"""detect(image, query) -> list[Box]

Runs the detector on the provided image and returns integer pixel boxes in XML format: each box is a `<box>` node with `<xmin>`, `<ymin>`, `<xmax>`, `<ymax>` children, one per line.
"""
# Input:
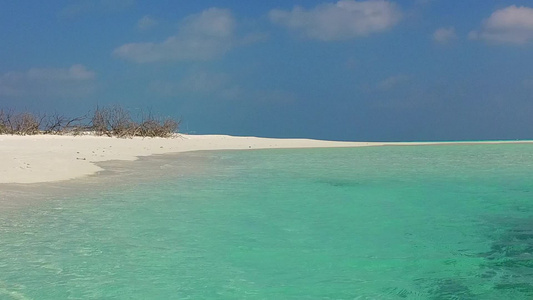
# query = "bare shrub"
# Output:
<box><xmin>0</xmin><ymin>109</ymin><xmax>16</xmax><ymax>134</ymax></box>
<box><xmin>108</xmin><ymin>105</ymin><xmax>138</xmax><ymax>137</ymax></box>
<box><xmin>160</xmin><ymin>119</ymin><xmax>179</xmax><ymax>137</ymax></box>
<box><xmin>43</xmin><ymin>113</ymin><xmax>87</xmax><ymax>135</ymax></box>
<box><xmin>0</xmin><ymin>110</ymin><xmax>42</xmax><ymax>135</ymax></box>
<box><xmin>43</xmin><ymin>113</ymin><xmax>65</xmax><ymax>134</ymax></box>
<box><xmin>0</xmin><ymin>109</ymin><xmax>8</xmax><ymax>134</ymax></box>
<box><xmin>92</xmin><ymin>106</ymin><xmax>180</xmax><ymax>138</ymax></box>
<box><xmin>62</xmin><ymin>115</ymin><xmax>87</xmax><ymax>134</ymax></box>
<box><xmin>0</xmin><ymin>105</ymin><xmax>180</xmax><ymax>138</ymax></box>
<box><xmin>90</xmin><ymin>105</ymin><xmax>140</xmax><ymax>137</ymax></box>
<box><xmin>139</xmin><ymin>116</ymin><xmax>179</xmax><ymax>138</ymax></box>
<box><xmin>91</xmin><ymin>106</ymin><xmax>110</xmax><ymax>136</ymax></box>
<box><xmin>20</xmin><ymin>113</ymin><xmax>39</xmax><ymax>135</ymax></box>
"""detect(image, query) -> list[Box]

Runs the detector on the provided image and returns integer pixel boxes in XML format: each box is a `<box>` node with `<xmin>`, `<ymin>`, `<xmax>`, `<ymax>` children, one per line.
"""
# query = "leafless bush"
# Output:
<box><xmin>14</xmin><ymin>113</ymin><xmax>41</xmax><ymax>135</ymax></box>
<box><xmin>161</xmin><ymin>119</ymin><xmax>179</xmax><ymax>137</ymax></box>
<box><xmin>139</xmin><ymin>118</ymin><xmax>179</xmax><ymax>138</ymax></box>
<box><xmin>0</xmin><ymin>110</ymin><xmax>41</xmax><ymax>135</ymax></box>
<box><xmin>43</xmin><ymin>112</ymin><xmax>87</xmax><ymax>135</ymax></box>
<box><xmin>91</xmin><ymin>106</ymin><xmax>110</xmax><ymax>136</ymax></box>
<box><xmin>108</xmin><ymin>105</ymin><xmax>138</xmax><ymax>137</ymax></box>
<box><xmin>136</xmin><ymin>110</ymin><xmax>179</xmax><ymax>138</ymax></box>
<box><xmin>89</xmin><ymin>106</ymin><xmax>180</xmax><ymax>138</ymax></box>
<box><xmin>0</xmin><ymin>109</ymin><xmax>8</xmax><ymax>134</ymax></box>
<box><xmin>0</xmin><ymin>105</ymin><xmax>180</xmax><ymax>138</ymax></box>
<box><xmin>90</xmin><ymin>105</ymin><xmax>138</xmax><ymax>137</ymax></box>
<box><xmin>0</xmin><ymin>109</ymin><xmax>16</xmax><ymax>134</ymax></box>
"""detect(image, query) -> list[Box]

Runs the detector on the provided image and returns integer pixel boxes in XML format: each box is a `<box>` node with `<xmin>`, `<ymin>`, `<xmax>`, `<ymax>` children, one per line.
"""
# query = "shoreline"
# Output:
<box><xmin>0</xmin><ymin>134</ymin><xmax>380</xmax><ymax>185</ymax></box>
<box><xmin>0</xmin><ymin>151</ymin><xmax>220</xmax><ymax>209</ymax></box>
<box><xmin>1</xmin><ymin>133</ymin><xmax>533</xmax><ymax>185</ymax></box>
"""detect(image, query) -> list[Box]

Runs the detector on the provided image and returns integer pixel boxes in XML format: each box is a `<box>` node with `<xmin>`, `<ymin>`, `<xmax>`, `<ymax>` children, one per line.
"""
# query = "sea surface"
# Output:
<box><xmin>0</xmin><ymin>144</ymin><xmax>532</xmax><ymax>299</ymax></box>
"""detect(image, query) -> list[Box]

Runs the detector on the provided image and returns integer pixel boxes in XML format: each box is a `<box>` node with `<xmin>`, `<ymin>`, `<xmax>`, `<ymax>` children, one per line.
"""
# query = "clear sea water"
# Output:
<box><xmin>1</xmin><ymin>144</ymin><xmax>532</xmax><ymax>299</ymax></box>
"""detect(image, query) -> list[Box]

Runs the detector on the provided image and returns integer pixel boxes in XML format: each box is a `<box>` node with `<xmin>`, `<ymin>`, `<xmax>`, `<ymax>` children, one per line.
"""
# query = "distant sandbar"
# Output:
<box><xmin>1</xmin><ymin>134</ymin><xmax>532</xmax><ymax>184</ymax></box>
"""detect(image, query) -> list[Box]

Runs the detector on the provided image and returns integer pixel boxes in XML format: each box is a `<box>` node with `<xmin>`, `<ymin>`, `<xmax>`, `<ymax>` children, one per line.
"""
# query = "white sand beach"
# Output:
<box><xmin>1</xmin><ymin>134</ymin><xmax>532</xmax><ymax>184</ymax></box>
<box><xmin>0</xmin><ymin>134</ymin><xmax>382</xmax><ymax>184</ymax></box>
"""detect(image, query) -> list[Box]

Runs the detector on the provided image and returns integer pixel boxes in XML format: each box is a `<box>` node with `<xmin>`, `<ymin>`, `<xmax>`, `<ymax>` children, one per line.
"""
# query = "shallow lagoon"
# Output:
<box><xmin>1</xmin><ymin>144</ymin><xmax>532</xmax><ymax>299</ymax></box>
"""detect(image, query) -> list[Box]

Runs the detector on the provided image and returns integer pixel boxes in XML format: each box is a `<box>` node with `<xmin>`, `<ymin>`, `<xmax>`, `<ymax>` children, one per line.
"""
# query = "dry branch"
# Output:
<box><xmin>0</xmin><ymin>105</ymin><xmax>179</xmax><ymax>138</ymax></box>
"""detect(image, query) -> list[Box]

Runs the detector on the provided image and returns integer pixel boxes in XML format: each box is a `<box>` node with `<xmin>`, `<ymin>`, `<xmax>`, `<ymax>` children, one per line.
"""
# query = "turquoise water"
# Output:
<box><xmin>1</xmin><ymin>144</ymin><xmax>532</xmax><ymax>299</ymax></box>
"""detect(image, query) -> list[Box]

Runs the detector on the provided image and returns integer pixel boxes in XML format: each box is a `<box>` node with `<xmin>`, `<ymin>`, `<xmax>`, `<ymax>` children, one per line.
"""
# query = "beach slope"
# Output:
<box><xmin>0</xmin><ymin>134</ymin><xmax>378</xmax><ymax>184</ymax></box>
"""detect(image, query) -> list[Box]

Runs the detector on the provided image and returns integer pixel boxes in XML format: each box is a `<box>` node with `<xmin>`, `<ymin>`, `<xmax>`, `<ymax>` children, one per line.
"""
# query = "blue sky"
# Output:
<box><xmin>1</xmin><ymin>0</ymin><xmax>532</xmax><ymax>141</ymax></box>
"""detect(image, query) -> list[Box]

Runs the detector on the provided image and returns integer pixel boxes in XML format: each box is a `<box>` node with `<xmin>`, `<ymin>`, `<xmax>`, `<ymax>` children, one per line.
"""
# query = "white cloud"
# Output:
<box><xmin>114</xmin><ymin>8</ymin><xmax>237</xmax><ymax>63</ymax></box>
<box><xmin>0</xmin><ymin>65</ymin><xmax>96</xmax><ymax>98</ymax></box>
<box><xmin>433</xmin><ymin>27</ymin><xmax>457</xmax><ymax>44</ymax></box>
<box><xmin>269</xmin><ymin>0</ymin><xmax>402</xmax><ymax>41</ymax></box>
<box><xmin>469</xmin><ymin>5</ymin><xmax>533</xmax><ymax>44</ymax></box>
<box><xmin>137</xmin><ymin>15</ymin><xmax>158</xmax><ymax>30</ymax></box>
